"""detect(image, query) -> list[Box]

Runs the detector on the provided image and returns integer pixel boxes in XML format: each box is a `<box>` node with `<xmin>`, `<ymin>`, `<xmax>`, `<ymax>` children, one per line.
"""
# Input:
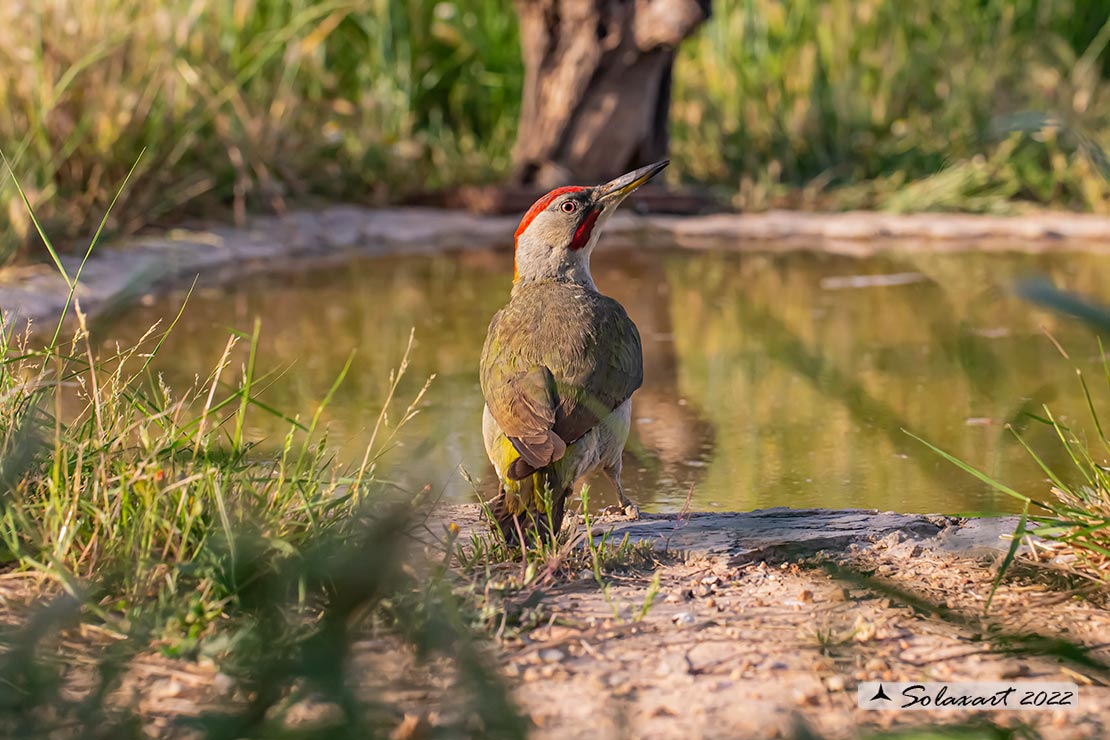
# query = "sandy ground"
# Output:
<box><xmin>370</xmin><ymin>507</ymin><xmax>1110</xmax><ymax>739</ymax></box>
<box><xmin>468</xmin><ymin>538</ymin><xmax>1110</xmax><ymax>739</ymax></box>
<box><xmin>2</xmin><ymin>507</ymin><xmax>1108</xmax><ymax>739</ymax></box>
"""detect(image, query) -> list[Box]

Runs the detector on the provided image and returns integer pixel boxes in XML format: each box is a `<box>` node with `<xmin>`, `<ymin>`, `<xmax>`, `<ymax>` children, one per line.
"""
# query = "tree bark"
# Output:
<box><xmin>511</xmin><ymin>0</ymin><xmax>710</xmax><ymax>187</ymax></box>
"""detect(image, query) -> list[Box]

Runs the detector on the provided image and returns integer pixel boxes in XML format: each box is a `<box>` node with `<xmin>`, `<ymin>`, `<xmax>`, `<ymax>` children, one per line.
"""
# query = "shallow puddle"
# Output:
<box><xmin>96</xmin><ymin>245</ymin><xmax>1110</xmax><ymax>515</ymax></box>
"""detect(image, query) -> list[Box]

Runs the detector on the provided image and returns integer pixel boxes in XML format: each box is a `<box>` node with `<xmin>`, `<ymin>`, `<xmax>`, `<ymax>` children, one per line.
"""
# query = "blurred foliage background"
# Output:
<box><xmin>2</xmin><ymin>0</ymin><xmax>1110</xmax><ymax>264</ymax></box>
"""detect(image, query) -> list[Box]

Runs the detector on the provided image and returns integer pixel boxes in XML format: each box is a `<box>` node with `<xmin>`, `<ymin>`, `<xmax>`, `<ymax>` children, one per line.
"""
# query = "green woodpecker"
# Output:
<box><xmin>480</xmin><ymin>160</ymin><xmax>668</xmax><ymax>541</ymax></box>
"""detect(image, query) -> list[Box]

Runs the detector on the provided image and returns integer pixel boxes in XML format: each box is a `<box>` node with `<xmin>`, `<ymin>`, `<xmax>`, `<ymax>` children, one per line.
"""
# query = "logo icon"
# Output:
<box><xmin>870</xmin><ymin>684</ymin><xmax>892</xmax><ymax>702</ymax></box>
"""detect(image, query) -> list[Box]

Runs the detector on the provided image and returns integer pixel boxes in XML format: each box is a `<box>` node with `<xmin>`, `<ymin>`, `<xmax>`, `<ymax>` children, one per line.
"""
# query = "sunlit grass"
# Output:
<box><xmin>0</xmin><ymin>0</ymin><xmax>520</xmax><ymax>262</ymax></box>
<box><xmin>3</xmin><ymin>1</ymin><xmax>1110</xmax><ymax>264</ymax></box>
<box><xmin>670</xmin><ymin>0</ymin><xmax>1110</xmax><ymax>213</ymax></box>
<box><xmin>0</xmin><ymin>298</ymin><xmax>435</xmax><ymax>625</ymax></box>
<box><xmin>0</xmin><ymin>260</ymin><xmax>525</xmax><ymax>735</ymax></box>
<box><xmin>0</xmin><ymin>173</ymin><xmax>525</xmax><ymax>735</ymax></box>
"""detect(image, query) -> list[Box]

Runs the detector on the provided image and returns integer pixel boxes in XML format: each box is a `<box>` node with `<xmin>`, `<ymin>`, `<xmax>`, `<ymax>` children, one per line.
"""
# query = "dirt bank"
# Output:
<box><xmin>7</xmin><ymin>206</ymin><xmax>1110</xmax><ymax>331</ymax></box>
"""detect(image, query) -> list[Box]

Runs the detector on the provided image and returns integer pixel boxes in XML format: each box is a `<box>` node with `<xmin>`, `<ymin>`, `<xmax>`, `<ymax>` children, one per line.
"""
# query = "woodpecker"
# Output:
<box><xmin>480</xmin><ymin>160</ymin><xmax>668</xmax><ymax>541</ymax></box>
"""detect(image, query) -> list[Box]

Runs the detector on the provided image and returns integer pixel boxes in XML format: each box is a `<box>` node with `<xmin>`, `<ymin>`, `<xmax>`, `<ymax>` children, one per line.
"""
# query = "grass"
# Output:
<box><xmin>672</xmin><ymin>0</ymin><xmax>1110</xmax><ymax>213</ymax></box>
<box><xmin>452</xmin><ymin>480</ymin><xmax>661</xmax><ymax>632</ymax></box>
<box><xmin>0</xmin><ymin>305</ymin><xmax>413</xmax><ymax>621</ymax></box>
<box><xmin>0</xmin><ymin>0</ymin><xmax>520</xmax><ymax>263</ymax></box>
<box><xmin>3</xmin><ymin>0</ymin><xmax>1110</xmax><ymax>263</ymax></box>
<box><xmin>0</xmin><ymin>170</ymin><xmax>535</xmax><ymax>733</ymax></box>
<box><xmin>909</xmin><ymin>335</ymin><xmax>1110</xmax><ymax>591</ymax></box>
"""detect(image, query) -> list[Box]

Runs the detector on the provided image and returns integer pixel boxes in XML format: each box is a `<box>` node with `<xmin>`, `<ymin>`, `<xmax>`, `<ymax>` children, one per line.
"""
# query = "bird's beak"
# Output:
<box><xmin>596</xmin><ymin>160</ymin><xmax>669</xmax><ymax>207</ymax></box>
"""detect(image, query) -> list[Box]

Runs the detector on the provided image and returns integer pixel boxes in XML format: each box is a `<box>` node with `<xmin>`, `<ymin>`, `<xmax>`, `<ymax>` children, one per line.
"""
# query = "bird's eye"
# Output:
<box><xmin>560</xmin><ymin>201</ymin><xmax>577</xmax><ymax>214</ymax></box>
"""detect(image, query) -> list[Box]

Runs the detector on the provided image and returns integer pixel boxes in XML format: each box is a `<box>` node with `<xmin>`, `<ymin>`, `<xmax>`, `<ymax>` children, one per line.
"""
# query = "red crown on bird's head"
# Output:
<box><xmin>514</xmin><ymin>186</ymin><xmax>587</xmax><ymax>243</ymax></box>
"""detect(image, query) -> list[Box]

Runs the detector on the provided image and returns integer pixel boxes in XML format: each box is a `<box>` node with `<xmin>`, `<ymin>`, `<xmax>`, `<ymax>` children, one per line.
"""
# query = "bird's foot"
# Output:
<box><xmin>600</xmin><ymin>498</ymin><xmax>640</xmax><ymax>520</ymax></box>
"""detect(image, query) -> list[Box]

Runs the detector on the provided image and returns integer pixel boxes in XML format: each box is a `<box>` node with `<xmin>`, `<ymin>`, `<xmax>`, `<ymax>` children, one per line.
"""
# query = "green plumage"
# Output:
<box><xmin>481</xmin><ymin>280</ymin><xmax>643</xmax><ymax>477</ymax></box>
<box><xmin>480</xmin><ymin>160</ymin><xmax>665</xmax><ymax>541</ymax></box>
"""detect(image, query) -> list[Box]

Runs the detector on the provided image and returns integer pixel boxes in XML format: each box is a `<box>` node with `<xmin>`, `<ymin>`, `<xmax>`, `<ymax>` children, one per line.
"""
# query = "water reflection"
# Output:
<box><xmin>95</xmin><ymin>246</ymin><xmax>1110</xmax><ymax>515</ymax></box>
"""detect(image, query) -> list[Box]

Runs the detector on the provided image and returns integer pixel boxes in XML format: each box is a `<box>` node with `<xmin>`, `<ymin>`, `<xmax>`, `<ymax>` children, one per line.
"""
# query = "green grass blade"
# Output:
<box><xmin>0</xmin><ymin>150</ymin><xmax>70</xmax><ymax>286</ymax></box>
<box><xmin>1007</xmin><ymin>428</ymin><xmax>1070</xmax><ymax>502</ymax></box>
<box><xmin>48</xmin><ymin>150</ymin><xmax>146</xmax><ymax>350</ymax></box>
<box><xmin>904</xmin><ymin>429</ymin><xmax>1031</xmax><ymax>503</ymax></box>
<box><xmin>232</xmin><ymin>318</ymin><xmax>261</xmax><ymax>453</ymax></box>
<box><xmin>985</xmin><ymin>501</ymin><xmax>1028</xmax><ymax>613</ymax></box>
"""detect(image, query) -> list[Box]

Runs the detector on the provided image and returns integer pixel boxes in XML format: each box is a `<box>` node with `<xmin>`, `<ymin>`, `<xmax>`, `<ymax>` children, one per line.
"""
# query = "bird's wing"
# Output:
<box><xmin>481</xmin><ymin>307</ymin><xmax>567</xmax><ymax>478</ymax></box>
<box><xmin>480</xmin><ymin>287</ymin><xmax>642</xmax><ymax>479</ymax></box>
<box><xmin>498</xmin><ymin>365</ymin><xmax>568</xmax><ymax>475</ymax></box>
<box><xmin>551</xmin><ymin>295</ymin><xmax>643</xmax><ymax>444</ymax></box>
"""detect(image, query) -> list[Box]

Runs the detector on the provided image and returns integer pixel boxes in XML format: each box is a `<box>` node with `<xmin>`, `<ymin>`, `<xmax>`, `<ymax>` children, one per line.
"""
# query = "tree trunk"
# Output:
<box><xmin>511</xmin><ymin>0</ymin><xmax>710</xmax><ymax>187</ymax></box>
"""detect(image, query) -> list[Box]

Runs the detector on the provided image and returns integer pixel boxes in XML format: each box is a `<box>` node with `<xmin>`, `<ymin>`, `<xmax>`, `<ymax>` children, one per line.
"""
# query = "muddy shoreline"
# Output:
<box><xmin>5</xmin><ymin>205</ymin><xmax>1110</xmax><ymax>331</ymax></box>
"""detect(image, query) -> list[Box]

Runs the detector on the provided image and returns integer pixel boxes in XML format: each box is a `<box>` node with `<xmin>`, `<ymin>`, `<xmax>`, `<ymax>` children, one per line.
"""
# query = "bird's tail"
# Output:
<box><xmin>487</xmin><ymin>465</ymin><xmax>570</xmax><ymax>545</ymax></box>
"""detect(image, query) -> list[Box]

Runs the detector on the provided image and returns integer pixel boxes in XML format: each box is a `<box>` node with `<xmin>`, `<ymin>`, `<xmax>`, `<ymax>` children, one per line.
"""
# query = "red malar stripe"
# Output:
<box><xmin>569</xmin><ymin>208</ymin><xmax>600</xmax><ymax>251</ymax></box>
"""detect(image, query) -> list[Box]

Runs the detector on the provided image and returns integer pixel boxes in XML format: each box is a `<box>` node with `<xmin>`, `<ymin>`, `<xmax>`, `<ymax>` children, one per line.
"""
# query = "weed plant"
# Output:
<box><xmin>0</xmin><ymin>172</ymin><xmax>524</xmax><ymax>735</ymax></box>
